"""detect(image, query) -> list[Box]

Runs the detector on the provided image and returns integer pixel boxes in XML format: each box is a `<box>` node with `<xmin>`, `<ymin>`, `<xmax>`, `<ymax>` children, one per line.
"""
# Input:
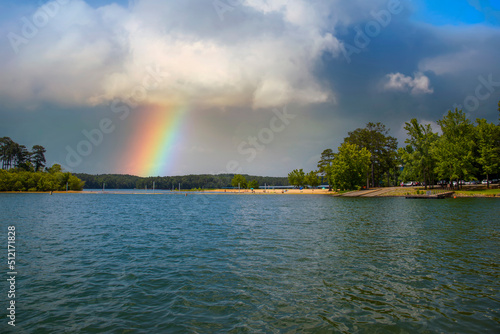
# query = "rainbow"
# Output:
<box><xmin>118</xmin><ymin>104</ymin><xmax>187</xmax><ymax>177</ymax></box>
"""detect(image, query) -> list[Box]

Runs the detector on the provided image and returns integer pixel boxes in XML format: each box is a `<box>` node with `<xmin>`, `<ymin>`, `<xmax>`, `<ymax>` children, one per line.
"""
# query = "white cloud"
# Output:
<box><xmin>383</xmin><ymin>72</ymin><xmax>434</xmax><ymax>95</ymax></box>
<box><xmin>0</xmin><ymin>0</ymin><xmax>345</xmax><ymax>110</ymax></box>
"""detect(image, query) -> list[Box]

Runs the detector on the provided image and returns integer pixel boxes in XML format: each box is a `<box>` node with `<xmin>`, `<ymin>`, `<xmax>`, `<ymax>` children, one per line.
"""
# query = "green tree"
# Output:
<box><xmin>68</xmin><ymin>174</ymin><xmax>85</xmax><ymax>191</ymax></box>
<box><xmin>317</xmin><ymin>149</ymin><xmax>335</xmax><ymax>190</ymax></box>
<box><xmin>344</xmin><ymin>122</ymin><xmax>398</xmax><ymax>188</ymax></box>
<box><xmin>0</xmin><ymin>137</ymin><xmax>16</xmax><ymax>170</ymax></box>
<box><xmin>433</xmin><ymin>109</ymin><xmax>476</xmax><ymax>189</ymax></box>
<box><xmin>288</xmin><ymin>168</ymin><xmax>305</xmax><ymax>188</ymax></box>
<box><xmin>47</xmin><ymin>164</ymin><xmax>63</xmax><ymax>174</ymax></box>
<box><xmin>231</xmin><ymin>174</ymin><xmax>247</xmax><ymax>189</ymax></box>
<box><xmin>248</xmin><ymin>179</ymin><xmax>259</xmax><ymax>189</ymax></box>
<box><xmin>329</xmin><ymin>142</ymin><xmax>371</xmax><ymax>191</ymax></box>
<box><xmin>13</xmin><ymin>144</ymin><xmax>30</xmax><ymax>169</ymax></box>
<box><xmin>400</xmin><ymin>119</ymin><xmax>439</xmax><ymax>189</ymax></box>
<box><xmin>31</xmin><ymin>145</ymin><xmax>46</xmax><ymax>172</ymax></box>
<box><xmin>305</xmin><ymin>170</ymin><xmax>320</xmax><ymax>188</ymax></box>
<box><xmin>475</xmin><ymin>118</ymin><xmax>500</xmax><ymax>188</ymax></box>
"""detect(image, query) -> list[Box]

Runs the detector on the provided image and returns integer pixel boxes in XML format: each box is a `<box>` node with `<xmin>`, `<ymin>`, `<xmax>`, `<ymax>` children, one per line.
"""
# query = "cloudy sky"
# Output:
<box><xmin>1</xmin><ymin>0</ymin><xmax>499</xmax><ymax>177</ymax></box>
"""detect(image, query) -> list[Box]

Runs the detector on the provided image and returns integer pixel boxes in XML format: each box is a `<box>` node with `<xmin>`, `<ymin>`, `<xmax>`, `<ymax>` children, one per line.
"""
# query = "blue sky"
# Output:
<box><xmin>1</xmin><ymin>0</ymin><xmax>499</xmax><ymax>177</ymax></box>
<box><xmin>411</xmin><ymin>0</ymin><xmax>500</xmax><ymax>25</ymax></box>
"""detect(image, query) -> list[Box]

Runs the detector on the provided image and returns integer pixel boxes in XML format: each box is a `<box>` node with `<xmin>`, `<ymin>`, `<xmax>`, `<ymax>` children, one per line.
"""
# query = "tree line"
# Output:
<box><xmin>0</xmin><ymin>137</ymin><xmax>85</xmax><ymax>191</ymax></box>
<box><xmin>1</xmin><ymin>137</ymin><xmax>47</xmax><ymax>171</ymax></box>
<box><xmin>74</xmin><ymin>173</ymin><xmax>289</xmax><ymax>190</ymax></box>
<box><xmin>289</xmin><ymin>106</ymin><xmax>500</xmax><ymax>191</ymax></box>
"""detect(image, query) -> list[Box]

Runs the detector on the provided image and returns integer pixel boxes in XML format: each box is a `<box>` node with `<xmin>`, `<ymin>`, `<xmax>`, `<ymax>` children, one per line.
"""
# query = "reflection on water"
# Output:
<box><xmin>0</xmin><ymin>194</ymin><xmax>499</xmax><ymax>333</ymax></box>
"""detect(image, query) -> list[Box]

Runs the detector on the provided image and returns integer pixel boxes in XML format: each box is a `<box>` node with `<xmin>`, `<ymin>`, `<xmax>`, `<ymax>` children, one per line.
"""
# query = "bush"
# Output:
<box><xmin>0</xmin><ymin>167</ymin><xmax>84</xmax><ymax>192</ymax></box>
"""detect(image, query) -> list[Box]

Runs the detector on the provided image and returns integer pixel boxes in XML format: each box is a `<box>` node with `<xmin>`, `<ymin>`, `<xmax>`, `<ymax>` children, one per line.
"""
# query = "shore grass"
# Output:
<box><xmin>454</xmin><ymin>188</ymin><xmax>500</xmax><ymax>197</ymax></box>
<box><xmin>381</xmin><ymin>187</ymin><xmax>499</xmax><ymax>197</ymax></box>
<box><xmin>381</xmin><ymin>188</ymin><xmax>451</xmax><ymax>197</ymax></box>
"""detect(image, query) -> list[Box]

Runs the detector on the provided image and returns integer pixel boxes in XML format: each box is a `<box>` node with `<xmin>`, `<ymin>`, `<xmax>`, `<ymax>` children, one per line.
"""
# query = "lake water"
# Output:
<box><xmin>1</xmin><ymin>193</ymin><xmax>499</xmax><ymax>333</ymax></box>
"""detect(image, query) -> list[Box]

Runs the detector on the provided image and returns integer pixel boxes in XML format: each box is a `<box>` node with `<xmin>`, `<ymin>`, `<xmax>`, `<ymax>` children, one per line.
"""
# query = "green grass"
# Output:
<box><xmin>455</xmin><ymin>188</ymin><xmax>500</xmax><ymax>196</ymax></box>
<box><xmin>382</xmin><ymin>188</ymin><xmax>450</xmax><ymax>197</ymax></box>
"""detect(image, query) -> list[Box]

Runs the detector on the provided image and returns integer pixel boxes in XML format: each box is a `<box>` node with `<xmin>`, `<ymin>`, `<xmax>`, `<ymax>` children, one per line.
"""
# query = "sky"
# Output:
<box><xmin>1</xmin><ymin>0</ymin><xmax>499</xmax><ymax>177</ymax></box>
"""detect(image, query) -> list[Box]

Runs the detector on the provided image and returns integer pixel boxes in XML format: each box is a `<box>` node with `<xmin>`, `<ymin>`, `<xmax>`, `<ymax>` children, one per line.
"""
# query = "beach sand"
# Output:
<box><xmin>205</xmin><ymin>188</ymin><xmax>332</xmax><ymax>195</ymax></box>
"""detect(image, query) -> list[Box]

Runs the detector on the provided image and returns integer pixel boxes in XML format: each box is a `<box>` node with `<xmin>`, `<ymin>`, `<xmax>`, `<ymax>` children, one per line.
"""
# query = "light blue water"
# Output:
<box><xmin>0</xmin><ymin>193</ymin><xmax>499</xmax><ymax>333</ymax></box>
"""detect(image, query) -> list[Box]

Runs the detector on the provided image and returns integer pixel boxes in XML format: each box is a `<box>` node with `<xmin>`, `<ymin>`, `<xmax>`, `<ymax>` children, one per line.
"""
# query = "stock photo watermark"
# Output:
<box><xmin>450</xmin><ymin>73</ymin><xmax>500</xmax><ymax>114</ymax></box>
<box><xmin>340</xmin><ymin>0</ymin><xmax>403</xmax><ymax>64</ymax></box>
<box><xmin>6</xmin><ymin>225</ymin><xmax>17</xmax><ymax>327</ymax></box>
<box><xmin>59</xmin><ymin>65</ymin><xmax>167</xmax><ymax>171</ymax></box>
<box><xmin>220</xmin><ymin>106</ymin><xmax>296</xmax><ymax>175</ymax></box>
<box><xmin>212</xmin><ymin>0</ymin><xmax>245</xmax><ymax>21</ymax></box>
<box><xmin>7</xmin><ymin>0</ymin><xmax>71</xmax><ymax>54</ymax></box>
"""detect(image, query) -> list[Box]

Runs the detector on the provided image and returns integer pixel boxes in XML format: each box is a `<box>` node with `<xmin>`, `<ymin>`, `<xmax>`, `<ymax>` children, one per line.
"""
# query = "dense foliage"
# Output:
<box><xmin>293</xmin><ymin>104</ymin><xmax>500</xmax><ymax>191</ymax></box>
<box><xmin>74</xmin><ymin>173</ymin><xmax>288</xmax><ymax>190</ymax></box>
<box><xmin>344</xmin><ymin>122</ymin><xmax>398</xmax><ymax>188</ymax></box>
<box><xmin>1</xmin><ymin>137</ymin><xmax>47</xmax><ymax>171</ymax></box>
<box><xmin>288</xmin><ymin>169</ymin><xmax>305</xmax><ymax>187</ymax></box>
<box><xmin>231</xmin><ymin>174</ymin><xmax>248</xmax><ymax>189</ymax></box>
<box><xmin>329</xmin><ymin>143</ymin><xmax>371</xmax><ymax>191</ymax></box>
<box><xmin>0</xmin><ymin>166</ymin><xmax>85</xmax><ymax>191</ymax></box>
<box><xmin>401</xmin><ymin>109</ymin><xmax>500</xmax><ymax>188</ymax></box>
<box><xmin>0</xmin><ymin>138</ymin><xmax>84</xmax><ymax>191</ymax></box>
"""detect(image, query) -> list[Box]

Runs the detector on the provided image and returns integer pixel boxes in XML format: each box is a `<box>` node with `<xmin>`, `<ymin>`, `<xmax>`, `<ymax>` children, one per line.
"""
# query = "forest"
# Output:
<box><xmin>74</xmin><ymin>173</ymin><xmax>289</xmax><ymax>190</ymax></box>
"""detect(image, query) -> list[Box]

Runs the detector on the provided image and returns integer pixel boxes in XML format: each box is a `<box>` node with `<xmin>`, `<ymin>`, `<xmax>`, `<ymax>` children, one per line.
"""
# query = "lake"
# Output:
<box><xmin>1</xmin><ymin>193</ymin><xmax>499</xmax><ymax>333</ymax></box>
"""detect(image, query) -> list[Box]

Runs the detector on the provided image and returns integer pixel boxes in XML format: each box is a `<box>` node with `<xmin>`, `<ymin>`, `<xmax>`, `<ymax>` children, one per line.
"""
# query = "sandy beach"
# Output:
<box><xmin>205</xmin><ymin>188</ymin><xmax>332</xmax><ymax>195</ymax></box>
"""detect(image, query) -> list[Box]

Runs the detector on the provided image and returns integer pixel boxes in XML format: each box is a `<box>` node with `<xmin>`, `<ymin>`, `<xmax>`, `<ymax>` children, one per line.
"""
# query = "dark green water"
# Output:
<box><xmin>0</xmin><ymin>193</ymin><xmax>499</xmax><ymax>333</ymax></box>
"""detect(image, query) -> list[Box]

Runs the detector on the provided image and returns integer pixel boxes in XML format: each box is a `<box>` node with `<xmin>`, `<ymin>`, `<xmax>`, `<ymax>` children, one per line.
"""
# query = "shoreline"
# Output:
<box><xmin>1</xmin><ymin>187</ymin><xmax>498</xmax><ymax>197</ymax></box>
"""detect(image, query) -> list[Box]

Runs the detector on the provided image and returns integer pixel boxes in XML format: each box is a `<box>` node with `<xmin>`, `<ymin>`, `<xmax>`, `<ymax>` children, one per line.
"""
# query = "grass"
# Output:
<box><xmin>382</xmin><ymin>187</ymin><xmax>451</xmax><ymax>197</ymax></box>
<box><xmin>454</xmin><ymin>188</ymin><xmax>500</xmax><ymax>197</ymax></box>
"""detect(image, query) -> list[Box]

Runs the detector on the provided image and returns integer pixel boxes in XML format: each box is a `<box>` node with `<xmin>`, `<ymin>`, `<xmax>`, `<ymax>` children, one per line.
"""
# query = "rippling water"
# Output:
<box><xmin>1</xmin><ymin>193</ymin><xmax>499</xmax><ymax>333</ymax></box>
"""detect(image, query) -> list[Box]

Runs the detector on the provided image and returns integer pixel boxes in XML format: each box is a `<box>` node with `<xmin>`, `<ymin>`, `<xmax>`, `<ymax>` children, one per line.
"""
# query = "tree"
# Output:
<box><xmin>317</xmin><ymin>149</ymin><xmax>335</xmax><ymax>190</ymax></box>
<box><xmin>400</xmin><ymin>119</ymin><xmax>439</xmax><ymax>189</ymax></box>
<box><xmin>344</xmin><ymin>122</ymin><xmax>398</xmax><ymax>188</ymax></box>
<box><xmin>68</xmin><ymin>174</ymin><xmax>85</xmax><ymax>191</ymax></box>
<box><xmin>47</xmin><ymin>164</ymin><xmax>63</xmax><ymax>174</ymax></box>
<box><xmin>288</xmin><ymin>169</ymin><xmax>305</xmax><ymax>188</ymax></box>
<box><xmin>248</xmin><ymin>179</ymin><xmax>259</xmax><ymax>189</ymax></box>
<box><xmin>31</xmin><ymin>145</ymin><xmax>46</xmax><ymax>172</ymax></box>
<box><xmin>305</xmin><ymin>170</ymin><xmax>320</xmax><ymax>189</ymax></box>
<box><xmin>475</xmin><ymin>118</ymin><xmax>500</xmax><ymax>188</ymax></box>
<box><xmin>13</xmin><ymin>144</ymin><xmax>31</xmax><ymax>170</ymax></box>
<box><xmin>433</xmin><ymin>109</ymin><xmax>476</xmax><ymax>189</ymax></box>
<box><xmin>231</xmin><ymin>174</ymin><xmax>247</xmax><ymax>189</ymax></box>
<box><xmin>329</xmin><ymin>142</ymin><xmax>371</xmax><ymax>191</ymax></box>
<box><xmin>0</xmin><ymin>137</ymin><xmax>16</xmax><ymax>170</ymax></box>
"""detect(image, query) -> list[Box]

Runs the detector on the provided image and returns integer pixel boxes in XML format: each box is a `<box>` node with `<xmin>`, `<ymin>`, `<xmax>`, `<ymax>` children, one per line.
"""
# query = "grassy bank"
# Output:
<box><xmin>382</xmin><ymin>187</ymin><xmax>499</xmax><ymax>197</ymax></box>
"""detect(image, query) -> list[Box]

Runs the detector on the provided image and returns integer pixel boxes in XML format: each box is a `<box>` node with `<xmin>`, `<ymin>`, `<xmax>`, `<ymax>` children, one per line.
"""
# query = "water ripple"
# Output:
<box><xmin>0</xmin><ymin>194</ymin><xmax>499</xmax><ymax>333</ymax></box>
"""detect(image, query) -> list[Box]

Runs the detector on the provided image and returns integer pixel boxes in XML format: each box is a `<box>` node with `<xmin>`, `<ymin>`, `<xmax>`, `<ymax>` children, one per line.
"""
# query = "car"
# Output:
<box><xmin>437</xmin><ymin>180</ymin><xmax>448</xmax><ymax>187</ymax></box>
<box><xmin>491</xmin><ymin>179</ymin><xmax>499</xmax><ymax>184</ymax></box>
<box><xmin>404</xmin><ymin>181</ymin><xmax>416</xmax><ymax>186</ymax></box>
<box><xmin>482</xmin><ymin>179</ymin><xmax>489</xmax><ymax>184</ymax></box>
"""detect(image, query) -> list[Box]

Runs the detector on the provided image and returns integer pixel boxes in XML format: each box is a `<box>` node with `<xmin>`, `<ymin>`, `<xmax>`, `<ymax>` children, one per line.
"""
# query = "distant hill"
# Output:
<box><xmin>73</xmin><ymin>173</ymin><xmax>289</xmax><ymax>190</ymax></box>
